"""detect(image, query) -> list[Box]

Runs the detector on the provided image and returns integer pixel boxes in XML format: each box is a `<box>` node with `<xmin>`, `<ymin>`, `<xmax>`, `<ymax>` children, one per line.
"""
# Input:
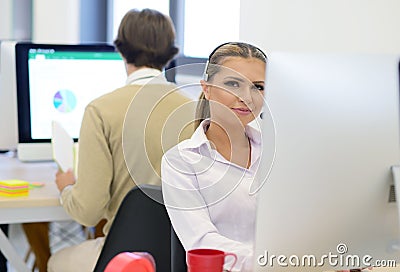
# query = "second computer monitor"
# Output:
<box><xmin>254</xmin><ymin>52</ymin><xmax>400</xmax><ymax>271</ymax></box>
<box><xmin>15</xmin><ymin>42</ymin><xmax>126</xmax><ymax>161</ymax></box>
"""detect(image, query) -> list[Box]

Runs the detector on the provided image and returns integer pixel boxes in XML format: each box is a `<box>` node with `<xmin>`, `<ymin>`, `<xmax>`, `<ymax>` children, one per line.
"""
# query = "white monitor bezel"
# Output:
<box><xmin>0</xmin><ymin>41</ymin><xmax>18</xmax><ymax>151</ymax></box>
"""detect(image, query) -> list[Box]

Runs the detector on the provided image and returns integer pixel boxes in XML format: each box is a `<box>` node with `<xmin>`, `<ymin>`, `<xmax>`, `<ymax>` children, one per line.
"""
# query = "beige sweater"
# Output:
<box><xmin>60</xmin><ymin>83</ymin><xmax>194</xmax><ymax>235</ymax></box>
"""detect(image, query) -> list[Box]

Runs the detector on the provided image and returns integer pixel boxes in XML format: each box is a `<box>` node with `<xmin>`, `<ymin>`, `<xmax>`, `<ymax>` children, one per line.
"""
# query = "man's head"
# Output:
<box><xmin>114</xmin><ymin>8</ymin><xmax>178</xmax><ymax>70</ymax></box>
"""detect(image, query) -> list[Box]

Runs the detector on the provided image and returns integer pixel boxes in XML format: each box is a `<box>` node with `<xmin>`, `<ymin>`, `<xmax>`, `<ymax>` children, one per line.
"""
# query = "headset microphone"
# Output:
<box><xmin>203</xmin><ymin>60</ymin><xmax>209</xmax><ymax>81</ymax></box>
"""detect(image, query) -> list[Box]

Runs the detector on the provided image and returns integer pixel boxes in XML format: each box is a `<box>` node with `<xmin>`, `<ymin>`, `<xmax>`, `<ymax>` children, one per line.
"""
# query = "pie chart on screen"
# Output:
<box><xmin>53</xmin><ymin>90</ymin><xmax>77</xmax><ymax>113</ymax></box>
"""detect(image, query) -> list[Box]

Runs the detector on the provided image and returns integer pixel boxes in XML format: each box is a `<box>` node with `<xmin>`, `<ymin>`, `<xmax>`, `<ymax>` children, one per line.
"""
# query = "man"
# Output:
<box><xmin>47</xmin><ymin>8</ymin><xmax>194</xmax><ymax>272</ymax></box>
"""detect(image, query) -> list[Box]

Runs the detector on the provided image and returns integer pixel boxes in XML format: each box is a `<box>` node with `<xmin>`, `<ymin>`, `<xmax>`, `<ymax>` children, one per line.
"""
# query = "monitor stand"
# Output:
<box><xmin>17</xmin><ymin>143</ymin><xmax>53</xmax><ymax>162</ymax></box>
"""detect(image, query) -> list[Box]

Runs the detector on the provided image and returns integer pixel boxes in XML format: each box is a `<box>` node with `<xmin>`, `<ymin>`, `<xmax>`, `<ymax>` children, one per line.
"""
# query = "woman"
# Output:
<box><xmin>162</xmin><ymin>42</ymin><xmax>267</xmax><ymax>272</ymax></box>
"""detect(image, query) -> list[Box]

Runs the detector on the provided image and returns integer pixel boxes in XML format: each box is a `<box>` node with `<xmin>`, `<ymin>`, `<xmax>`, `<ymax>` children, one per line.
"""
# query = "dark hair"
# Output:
<box><xmin>114</xmin><ymin>9</ymin><xmax>178</xmax><ymax>70</ymax></box>
<box><xmin>195</xmin><ymin>42</ymin><xmax>267</xmax><ymax>128</ymax></box>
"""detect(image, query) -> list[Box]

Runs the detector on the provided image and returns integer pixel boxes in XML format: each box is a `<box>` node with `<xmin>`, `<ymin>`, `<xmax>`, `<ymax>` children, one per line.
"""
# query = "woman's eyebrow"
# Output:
<box><xmin>252</xmin><ymin>81</ymin><xmax>265</xmax><ymax>84</ymax></box>
<box><xmin>224</xmin><ymin>76</ymin><xmax>246</xmax><ymax>82</ymax></box>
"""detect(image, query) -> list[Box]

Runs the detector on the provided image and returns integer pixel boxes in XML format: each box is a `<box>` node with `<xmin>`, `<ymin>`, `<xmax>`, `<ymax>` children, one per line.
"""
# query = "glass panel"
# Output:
<box><xmin>184</xmin><ymin>0</ymin><xmax>240</xmax><ymax>58</ymax></box>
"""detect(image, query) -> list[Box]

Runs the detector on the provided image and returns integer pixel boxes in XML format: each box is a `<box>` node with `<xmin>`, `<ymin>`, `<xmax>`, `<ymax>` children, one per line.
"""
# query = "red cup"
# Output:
<box><xmin>187</xmin><ymin>248</ymin><xmax>237</xmax><ymax>272</ymax></box>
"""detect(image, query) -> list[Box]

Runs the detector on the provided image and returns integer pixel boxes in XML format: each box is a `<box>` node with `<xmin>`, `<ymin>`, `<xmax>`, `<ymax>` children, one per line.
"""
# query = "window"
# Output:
<box><xmin>108</xmin><ymin>0</ymin><xmax>240</xmax><ymax>59</ymax></box>
<box><xmin>183</xmin><ymin>0</ymin><xmax>240</xmax><ymax>58</ymax></box>
<box><xmin>109</xmin><ymin>0</ymin><xmax>170</xmax><ymax>42</ymax></box>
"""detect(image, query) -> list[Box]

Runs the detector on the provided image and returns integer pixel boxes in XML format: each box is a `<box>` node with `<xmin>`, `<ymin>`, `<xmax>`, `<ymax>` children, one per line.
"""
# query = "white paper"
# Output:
<box><xmin>73</xmin><ymin>142</ymin><xmax>79</xmax><ymax>177</ymax></box>
<box><xmin>52</xmin><ymin>121</ymin><xmax>74</xmax><ymax>172</ymax></box>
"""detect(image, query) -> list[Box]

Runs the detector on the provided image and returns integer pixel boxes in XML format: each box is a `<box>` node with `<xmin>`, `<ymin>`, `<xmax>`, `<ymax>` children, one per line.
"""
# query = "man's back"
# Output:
<box><xmin>62</xmin><ymin>82</ymin><xmax>194</xmax><ymax>235</ymax></box>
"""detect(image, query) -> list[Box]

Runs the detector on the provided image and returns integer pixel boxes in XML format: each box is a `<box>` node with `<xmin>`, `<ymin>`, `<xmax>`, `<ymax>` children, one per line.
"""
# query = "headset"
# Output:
<box><xmin>203</xmin><ymin>42</ymin><xmax>267</xmax><ymax>81</ymax></box>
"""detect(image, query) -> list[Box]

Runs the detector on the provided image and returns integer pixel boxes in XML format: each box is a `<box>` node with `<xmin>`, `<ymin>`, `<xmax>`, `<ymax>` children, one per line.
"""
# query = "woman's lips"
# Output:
<box><xmin>232</xmin><ymin>107</ymin><xmax>252</xmax><ymax>115</ymax></box>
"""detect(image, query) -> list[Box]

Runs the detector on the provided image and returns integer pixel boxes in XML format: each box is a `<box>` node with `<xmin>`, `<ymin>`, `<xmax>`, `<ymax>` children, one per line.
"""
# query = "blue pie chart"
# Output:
<box><xmin>53</xmin><ymin>90</ymin><xmax>77</xmax><ymax>113</ymax></box>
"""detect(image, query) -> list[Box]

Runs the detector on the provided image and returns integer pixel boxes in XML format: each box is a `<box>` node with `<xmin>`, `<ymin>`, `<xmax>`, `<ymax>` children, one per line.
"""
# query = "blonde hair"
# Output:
<box><xmin>195</xmin><ymin>42</ymin><xmax>267</xmax><ymax>129</ymax></box>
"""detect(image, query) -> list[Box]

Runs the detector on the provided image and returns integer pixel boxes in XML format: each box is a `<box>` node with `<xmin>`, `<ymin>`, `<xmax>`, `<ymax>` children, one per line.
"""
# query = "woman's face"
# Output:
<box><xmin>202</xmin><ymin>57</ymin><xmax>266</xmax><ymax>127</ymax></box>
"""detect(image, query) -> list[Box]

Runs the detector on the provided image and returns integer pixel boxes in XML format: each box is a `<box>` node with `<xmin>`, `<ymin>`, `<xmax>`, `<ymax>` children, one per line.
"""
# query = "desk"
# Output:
<box><xmin>0</xmin><ymin>153</ymin><xmax>71</xmax><ymax>272</ymax></box>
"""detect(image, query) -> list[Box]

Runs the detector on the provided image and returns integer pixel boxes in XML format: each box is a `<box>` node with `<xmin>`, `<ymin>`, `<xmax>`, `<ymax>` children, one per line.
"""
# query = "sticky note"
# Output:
<box><xmin>0</xmin><ymin>179</ymin><xmax>29</xmax><ymax>197</ymax></box>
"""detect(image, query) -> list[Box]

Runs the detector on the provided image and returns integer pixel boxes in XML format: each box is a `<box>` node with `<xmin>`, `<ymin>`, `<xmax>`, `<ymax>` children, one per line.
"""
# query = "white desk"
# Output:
<box><xmin>0</xmin><ymin>153</ymin><xmax>71</xmax><ymax>272</ymax></box>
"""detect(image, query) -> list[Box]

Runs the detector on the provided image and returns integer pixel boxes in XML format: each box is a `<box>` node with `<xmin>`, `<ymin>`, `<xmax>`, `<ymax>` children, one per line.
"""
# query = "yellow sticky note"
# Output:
<box><xmin>0</xmin><ymin>180</ymin><xmax>29</xmax><ymax>197</ymax></box>
<box><xmin>0</xmin><ymin>179</ymin><xmax>29</xmax><ymax>187</ymax></box>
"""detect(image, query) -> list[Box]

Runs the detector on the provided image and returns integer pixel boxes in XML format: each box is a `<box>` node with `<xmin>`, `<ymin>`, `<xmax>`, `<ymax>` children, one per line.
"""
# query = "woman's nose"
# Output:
<box><xmin>238</xmin><ymin>87</ymin><xmax>253</xmax><ymax>105</ymax></box>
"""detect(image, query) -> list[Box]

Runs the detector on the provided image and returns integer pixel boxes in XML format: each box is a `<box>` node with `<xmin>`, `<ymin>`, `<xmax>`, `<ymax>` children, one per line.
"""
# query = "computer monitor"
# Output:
<box><xmin>253</xmin><ymin>52</ymin><xmax>400</xmax><ymax>271</ymax></box>
<box><xmin>0</xmin><ymin>41</ymin><xmax>18</xmax><ymax>152</ymax></box>
<box><xmin>15</xmin><ymin>42</ymin><xmax>126</xmax><ymax>161</ymax></box>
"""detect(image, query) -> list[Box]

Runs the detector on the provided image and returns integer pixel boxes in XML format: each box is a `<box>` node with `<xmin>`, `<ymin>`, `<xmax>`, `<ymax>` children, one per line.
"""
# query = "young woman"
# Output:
<box><xmin>162</xmin><ymin>42</ymin><xmax>267</xmax><ymax>272</ymax></box>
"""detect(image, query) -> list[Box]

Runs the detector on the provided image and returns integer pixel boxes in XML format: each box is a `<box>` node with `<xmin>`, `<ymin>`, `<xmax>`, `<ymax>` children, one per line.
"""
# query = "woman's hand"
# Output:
<box><xmin>55</xmin><ymin>169</ymin><xmax>76</xmax><ymax>192</ymax></box>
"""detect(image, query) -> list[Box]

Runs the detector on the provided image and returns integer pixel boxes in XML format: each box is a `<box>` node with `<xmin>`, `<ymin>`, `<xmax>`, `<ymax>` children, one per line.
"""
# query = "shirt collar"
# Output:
<box><xmin>245</xmin><ymin>122</ymin><xmax>262</xmax><ymax>146</ymax></box>
<box><xmin>126</xmin><ymin>68</ymin><xmax>169</xmax><ymax>85</ymax></box>
<box><xmin>179</xmin><ymin>119</ymin><xmax>262</xmax><ymax>151</ymax></box>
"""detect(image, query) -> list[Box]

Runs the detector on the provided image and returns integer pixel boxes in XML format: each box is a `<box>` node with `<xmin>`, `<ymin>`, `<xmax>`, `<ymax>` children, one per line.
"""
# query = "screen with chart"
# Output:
<box><xmin>16</xmin><ymin>43</ymin><xmax>126</xmax><ymax>143</ymax></box>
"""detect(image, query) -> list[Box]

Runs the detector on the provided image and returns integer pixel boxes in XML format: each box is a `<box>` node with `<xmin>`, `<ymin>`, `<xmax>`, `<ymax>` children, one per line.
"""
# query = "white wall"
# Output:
<box><xmin>0</xmin><ymin>0</ymin><xmax>13</xmax><ymax>40</ymax></box>
<box><xmin>0</xmin><ymin>0</ymin><xmax>31</xmax><ymax>40</ymax></box>
<box><xmin>239</xmin><ymin>0</ymin><xmax>400</xmax><ymax>54</ymax></box>
<box><xmin>32</xmin><ymin>0</ymin><xmax>80</xmax><ymax>43</ymax></box>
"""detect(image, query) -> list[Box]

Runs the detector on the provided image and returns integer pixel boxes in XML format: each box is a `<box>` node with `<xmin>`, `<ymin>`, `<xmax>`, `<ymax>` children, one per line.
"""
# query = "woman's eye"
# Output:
<box><xmin>253</xmin><ymin>84</ymin><xmax>264</xmax><ymax>91</ymax></box>
<box><xmin>224</xmin><ymin>80</ymin><xmax>240</xmax><ymax>88</ymax></box>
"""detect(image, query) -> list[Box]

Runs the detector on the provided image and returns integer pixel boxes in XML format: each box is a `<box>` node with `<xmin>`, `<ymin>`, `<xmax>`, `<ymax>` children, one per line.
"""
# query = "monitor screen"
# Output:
<box><xmin>16</xmin><ymin>43</ymin><xmax>126</xmax><ymax>143</ymax></box>
<box><xmin>253</xmin><ymin>52</ymin><xmax>400</xmax><ymax>271</ymax></box>
<box><xmin>14</xmin><ymin>42</ymin><xmax>126</xmax><ymax>161</ymax></box>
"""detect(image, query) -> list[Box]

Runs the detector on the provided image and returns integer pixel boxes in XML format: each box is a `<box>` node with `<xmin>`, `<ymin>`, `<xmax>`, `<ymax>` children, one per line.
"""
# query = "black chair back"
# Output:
<box><xmin>171</xmin><ymin>226</ymin><xmax>186</xmax><ymax>272</ymax></box>
<box><xmin>93</xmin><ymin>185</ymin><xmax>171</xmax><ymax>272</ymax></box>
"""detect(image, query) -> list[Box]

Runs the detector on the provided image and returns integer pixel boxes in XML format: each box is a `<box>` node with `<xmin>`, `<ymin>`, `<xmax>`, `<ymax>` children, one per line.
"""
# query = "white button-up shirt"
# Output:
<box><xmin>162</xmin><ymin>119</ymin><xmax>261</xmax><ymax>272</ymax></box>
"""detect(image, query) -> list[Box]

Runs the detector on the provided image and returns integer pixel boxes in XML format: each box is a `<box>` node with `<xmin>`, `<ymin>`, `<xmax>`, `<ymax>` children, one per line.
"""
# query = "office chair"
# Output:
<box><xmin>171</xmin><ymin>226</ymin><xmax>187</xmax><ymax>272</ymax></box>
<box><xmin>93</xmin><ymin>185</ymin><xmax>171</xmax><ymax>272</ymax></box>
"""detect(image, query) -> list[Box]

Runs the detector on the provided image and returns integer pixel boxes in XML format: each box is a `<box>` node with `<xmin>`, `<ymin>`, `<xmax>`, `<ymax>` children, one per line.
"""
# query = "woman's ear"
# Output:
<box><xmin>200</xmin><ymin>80</ymin><xmax>210</xmax><ymax>100</ymax></box>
